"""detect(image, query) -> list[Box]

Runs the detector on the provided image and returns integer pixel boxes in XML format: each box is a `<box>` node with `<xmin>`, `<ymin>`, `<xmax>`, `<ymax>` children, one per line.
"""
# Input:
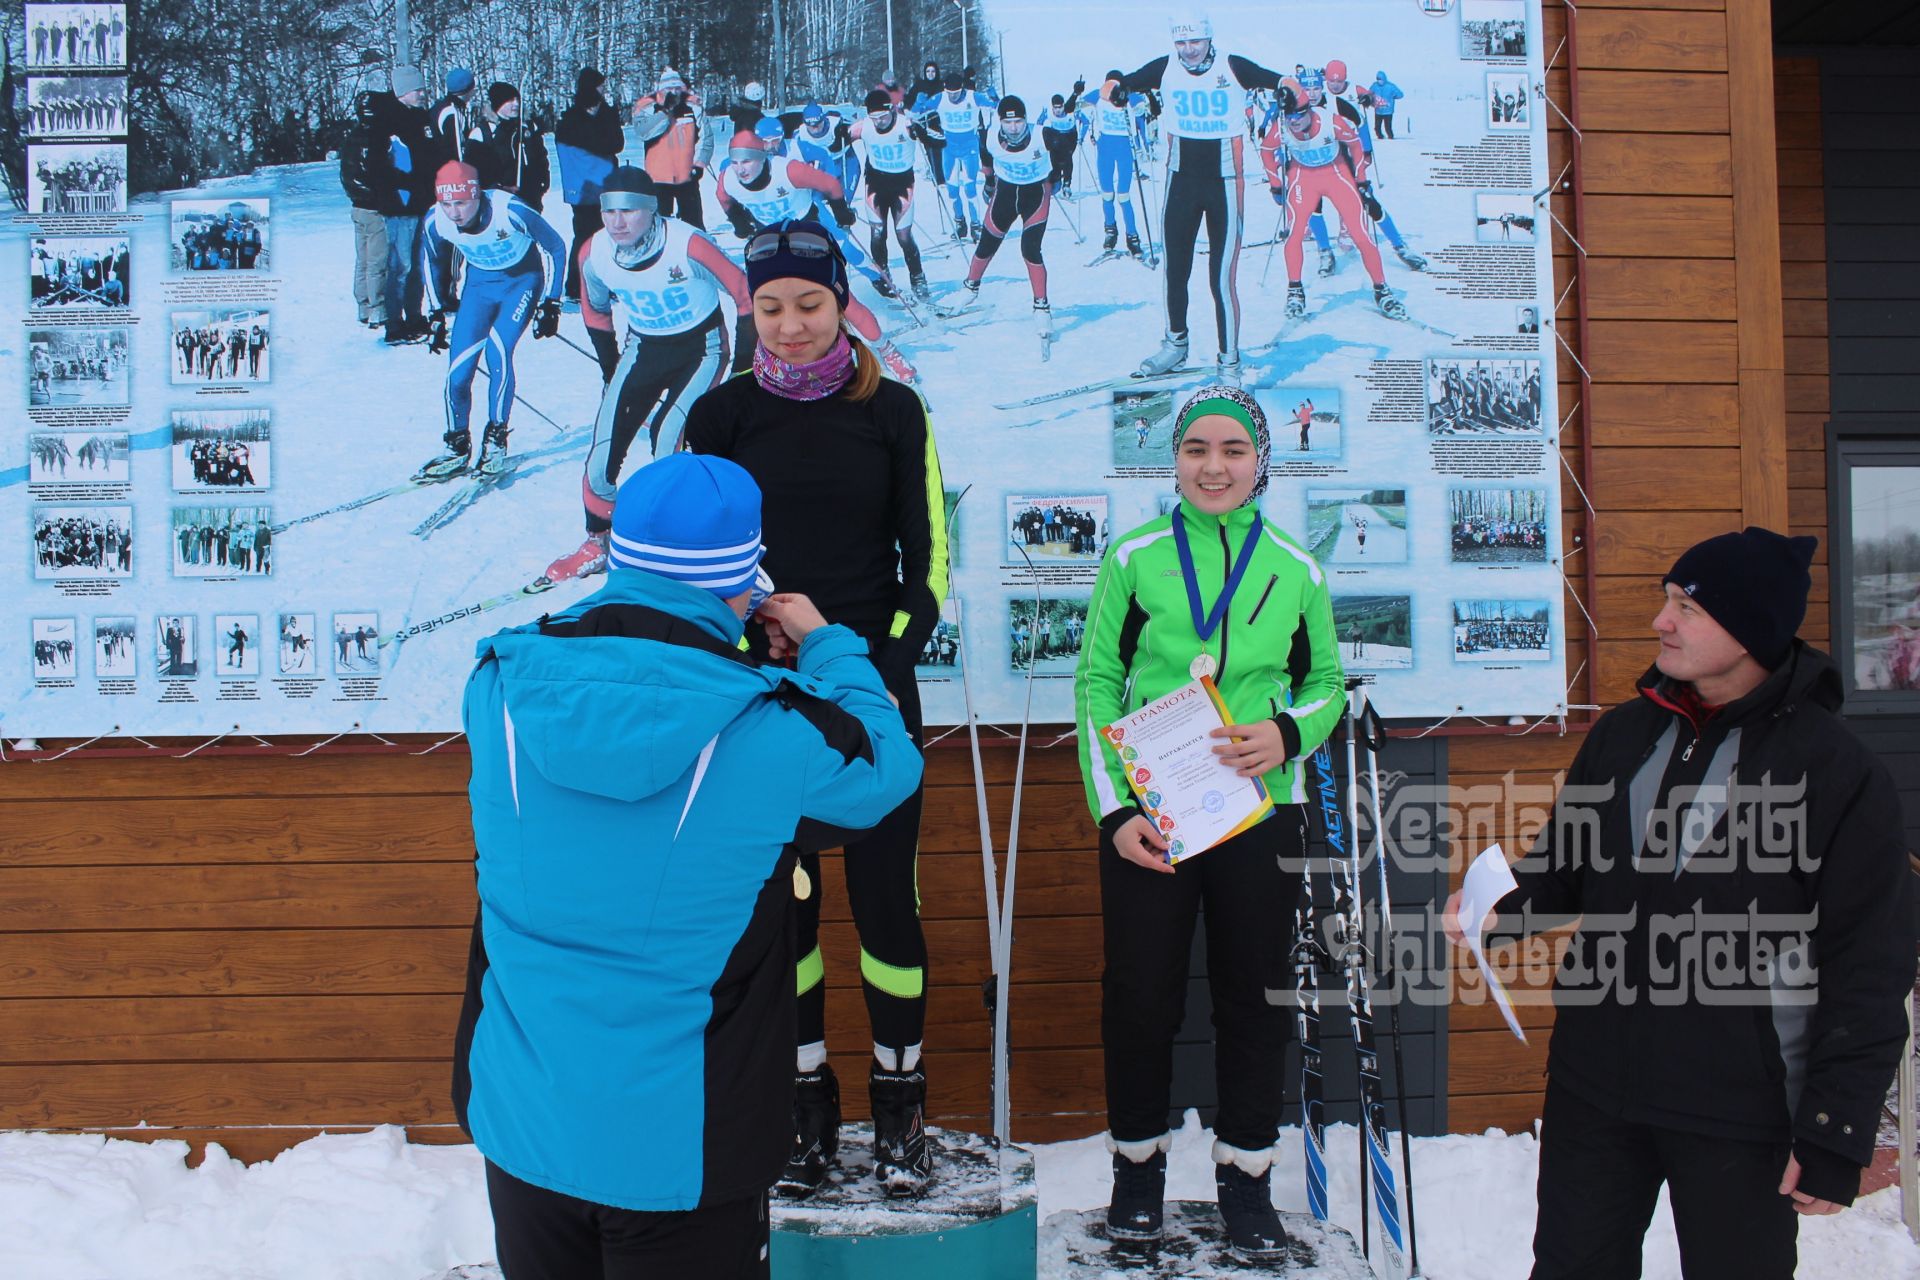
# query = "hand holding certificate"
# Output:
<box><xmin>1101</xmin><ymin>678</ymin><xmax>1275</xmax><ymax>865</ymax></box>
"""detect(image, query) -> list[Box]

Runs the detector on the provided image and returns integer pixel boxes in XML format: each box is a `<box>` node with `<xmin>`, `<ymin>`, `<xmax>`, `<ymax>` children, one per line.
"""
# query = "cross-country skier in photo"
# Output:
<box><xmin>926</xmin><ymin>71</ymin><xmax>995</xmax><ymax>242</ymax></box>
<box><xmin>682</xmin><ymin>221</ymin><xmax>949</xmax><ymax>1202</ymax></box>
<box><xmin>960</xmin><ymin>97</ymin><xmax>1056</xmax><ymax>356</ymax></box>
<box><xmin>1074</xmin><ymin>385</ymin><xmax>1346</xmax><ymax>1261</ymax></box>
<box><xmin>847</xmin><ymin>91</ymin><xmax>930</xmax><ymax>302</ymax></box>
<box><xmin>544</xmin><ymin>167</ymin><xmax>760</xmax><ymax>582</ymax></box>
<box><xmin>1115</xmin><ymin>18</ymin><xmax>1287</xmax><ymax>376</ymax></box>
<box><xmin>788</xmin><ymin>103</ymin><xmax>862</xmax><ymax>209</ymax></box>
<box><xmin>1039</xmin><ymin>92</ymin><xmax>1082</xmax><ymax>197</ymax></box>
<box><xmin>1262</xmin><ymin>78</ymin><xmax>1409</xmax><ymax>324</ymax></box>
<box><xmin>415</xmin><ymin>160</ymin><xmax>565</xmax><ymax>481</ymax></box>
<box><xmin>715</xmin><ymin>128</ymin><xmax>918</xmax><ymax>315</ymax></box>
<box><xmin>1310</xmin><ymin>61</ymin><xmax>1428</xmax><ymax>273</ymax></box>
<box><xmin>1080</xmin><ymin>73</ymin><xmax>1148</xmax><ymax>261</ymax></box>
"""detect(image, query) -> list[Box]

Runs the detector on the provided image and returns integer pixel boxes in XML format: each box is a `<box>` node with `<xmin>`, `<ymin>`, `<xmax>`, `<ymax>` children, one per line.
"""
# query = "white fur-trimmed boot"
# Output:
<box><xmin>1213</xmin><ymin>1139</ymin><xmax>1289</xmax><ymax>1262</ymax></box>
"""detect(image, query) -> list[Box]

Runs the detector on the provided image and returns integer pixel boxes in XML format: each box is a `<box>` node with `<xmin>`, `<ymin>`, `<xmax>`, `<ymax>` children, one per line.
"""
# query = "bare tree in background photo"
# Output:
<box><xmin>4</xmin><ymin>0</ymin><xmax>994</xmax><ymax>201</ymax></box>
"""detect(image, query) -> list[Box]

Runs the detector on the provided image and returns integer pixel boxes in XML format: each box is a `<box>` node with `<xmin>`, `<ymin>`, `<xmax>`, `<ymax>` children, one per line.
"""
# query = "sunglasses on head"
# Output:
<box><xmin>745</xmin><ymin>227</ymin><xmax>836</xmax><ymax>262</ymax></box>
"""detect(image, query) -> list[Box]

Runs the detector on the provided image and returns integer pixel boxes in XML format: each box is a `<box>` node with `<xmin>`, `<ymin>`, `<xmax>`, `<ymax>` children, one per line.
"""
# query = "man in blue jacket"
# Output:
<box><xmin>453</xmin><ymin>452</ymin><xmax>923</xmax><ymax>1278</ymax></box>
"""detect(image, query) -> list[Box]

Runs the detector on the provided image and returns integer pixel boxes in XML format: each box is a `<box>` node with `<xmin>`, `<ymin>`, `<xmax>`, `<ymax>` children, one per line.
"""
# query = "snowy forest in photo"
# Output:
<box><xmin>0</xmin><ymin>0</ymin><xmax>992</xmax><ymax>198</ymax></box>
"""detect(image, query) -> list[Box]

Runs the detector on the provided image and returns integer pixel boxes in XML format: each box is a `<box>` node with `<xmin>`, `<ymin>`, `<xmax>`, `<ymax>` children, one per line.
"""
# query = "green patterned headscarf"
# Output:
<box><xmin>1171</xmin><ymin>384</ymin><xmax>1271</xmax><ymax>505</ymax></box>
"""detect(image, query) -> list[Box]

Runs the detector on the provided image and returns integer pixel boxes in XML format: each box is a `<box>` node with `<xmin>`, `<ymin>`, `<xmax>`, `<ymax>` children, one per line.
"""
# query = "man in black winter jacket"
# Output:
<box><xmin>555</xmin><ymin>68</ymin><xmax>626</xmax><ymax>297</ymax></box>
<box><xmin>1446</xmin><ymin>526</ymin><xmax>1913</xmax><ymax>1280</ymax></box>
<box><xmin>339</xmin><ymin>90</ymin><xmax>391</xmax><ymax>327</ymax></box>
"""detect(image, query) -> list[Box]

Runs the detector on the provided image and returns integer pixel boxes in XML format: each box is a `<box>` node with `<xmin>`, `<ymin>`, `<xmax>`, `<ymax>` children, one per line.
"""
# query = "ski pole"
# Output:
<box><xmin>474</xmin><ymin>363</ymin><xmax>567</xmax><ymax>434</ymax></box>
<box><xmin>551</xmin><ymin>329</ymin><xmax>602</xmax><ymax>367</ymax></box>
<box><xmin>1359</xmin><ymin>687</ymin><xmax>1421</xmax><ymax>1278</ymax></box>
<box><xmin>1262</xmin><ymin>195</ymin><xmax>1288</xmax><ymax>288</ymax></box>
<box><xmin>1345</xmin><ymin>700</ymin><xmax>1370</xmax><ymax>1259</ymax></box>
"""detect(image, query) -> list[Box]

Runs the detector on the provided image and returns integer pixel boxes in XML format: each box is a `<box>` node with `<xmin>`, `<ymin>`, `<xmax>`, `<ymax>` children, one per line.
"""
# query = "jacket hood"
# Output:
<box><xmin>472</xmin><ymin>572</ymin><xmax>773</xmax><ymax>804</ymax></box>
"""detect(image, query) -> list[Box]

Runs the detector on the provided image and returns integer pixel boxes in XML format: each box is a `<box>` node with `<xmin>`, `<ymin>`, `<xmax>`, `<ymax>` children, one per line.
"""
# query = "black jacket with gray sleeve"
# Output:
<box><xmin>1492</xmin><ymin>642</ymin><xmax>1912</xmax><ymax>1203</ymax></box>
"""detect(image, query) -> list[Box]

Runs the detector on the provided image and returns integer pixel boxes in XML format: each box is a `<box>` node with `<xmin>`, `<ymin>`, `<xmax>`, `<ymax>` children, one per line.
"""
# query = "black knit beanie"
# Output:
<box><xmin>1662</xmin><ymin>526</ymin><xmax>1818</xmax><ymax>669</ymax></box>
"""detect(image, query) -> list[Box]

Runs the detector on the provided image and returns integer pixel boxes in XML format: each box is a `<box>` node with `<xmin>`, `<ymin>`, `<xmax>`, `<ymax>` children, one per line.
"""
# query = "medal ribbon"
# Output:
<box><xmin>1172</xmin><ymin>509</ymin><xmax>1263</xmax><ymax>646</ymax></box>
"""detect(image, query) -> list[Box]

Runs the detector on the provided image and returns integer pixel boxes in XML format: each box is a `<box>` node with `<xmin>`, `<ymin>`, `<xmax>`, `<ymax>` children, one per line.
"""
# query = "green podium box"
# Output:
<box><xmin>772</xmin><ymin>1124</ymin><xmax>1038</xmax><ymax>1278</ymax></box>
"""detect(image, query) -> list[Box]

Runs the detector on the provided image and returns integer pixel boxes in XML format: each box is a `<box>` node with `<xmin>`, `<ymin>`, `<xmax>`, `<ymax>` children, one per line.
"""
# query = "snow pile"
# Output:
<box><xmin>2</xmin><ymin>1116</ymin><xmax>1916</xmax><ymax>1278</ymax></box>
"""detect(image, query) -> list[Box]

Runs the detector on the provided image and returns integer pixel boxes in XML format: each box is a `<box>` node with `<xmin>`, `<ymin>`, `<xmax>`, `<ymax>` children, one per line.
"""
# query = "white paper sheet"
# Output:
<box><xmin>1461</xmin><ymin>843</ymin><xmax>1528</xmax><ymax>1043</ymax></box>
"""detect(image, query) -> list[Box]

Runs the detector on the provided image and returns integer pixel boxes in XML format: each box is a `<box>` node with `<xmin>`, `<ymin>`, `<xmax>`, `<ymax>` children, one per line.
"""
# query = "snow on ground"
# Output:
<box><xmin>3</xmin><ymin>1113</ymin><xmax>1916</xmax><ymax>1279</ymax></box>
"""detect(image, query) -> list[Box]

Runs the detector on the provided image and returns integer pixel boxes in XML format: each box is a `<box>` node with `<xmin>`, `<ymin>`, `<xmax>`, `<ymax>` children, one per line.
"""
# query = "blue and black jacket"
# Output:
<box><xmin>452</xmin><ymin>568</ymin><xmax>922</xmax><ymax>1211</ymax></box>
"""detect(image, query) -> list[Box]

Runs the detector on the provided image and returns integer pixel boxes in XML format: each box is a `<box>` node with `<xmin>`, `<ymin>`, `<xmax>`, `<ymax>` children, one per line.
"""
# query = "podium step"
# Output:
<box><xmin>1042</xmin><ymin>1203</ymin><xmax>1374</xmax><ymax>1276</ymax></box>
<box><xmin>774</xmin><ymin>1123</ymin><xmax>1037</xmax><ymax>1274</ymax></box>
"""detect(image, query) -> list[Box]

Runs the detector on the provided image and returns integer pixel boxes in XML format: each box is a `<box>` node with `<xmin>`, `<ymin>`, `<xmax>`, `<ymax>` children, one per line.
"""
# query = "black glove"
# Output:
<box><xmin>1072</xmin><ymin>78</ymin><xmax>1086</xmax><ymax>98</ymax></box>
<box><xmin>1356</xmin><ymin>180</ymin><xmax>1384</xmax><ymax>222</ymax></box>
<box><xmin>1269</xmin><ymin>183</ymin><xmax>1286</xmax><ymax>207</ymax></box>
<box><xmin>533</xmin><ymin>299</ymin><xmax>560</xmax><ymax>339</ymax></box>
<box><xmin>828</xmin><ymin>196</ymin><xmax>856</xmax><ymax>228</ymax></box>
<box><xmin>982</xmin><ymin>175</ymin><xmax>998</xmax><ymax>206</ymax></box>
<box><xmin>691</xmin><ymin>164</ymin><xmax>705</xmax><ymax>180</ymax></box>
<box><xmin>726</xmin><ymin>207</ymin><xmax>757</xmax><ymax>240</ymax></box>
<box><xmin>426</xmin><ymin>310</ymin><xmax>449</xmax><ymax>354</ymax></box>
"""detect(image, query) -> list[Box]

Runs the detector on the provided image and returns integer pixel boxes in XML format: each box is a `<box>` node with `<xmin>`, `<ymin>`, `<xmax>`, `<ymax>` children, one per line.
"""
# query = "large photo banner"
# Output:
<box><xmin>3</xmin><ymin>0</ymin><xmax>1562</xmax><ymax>735</ymax></box>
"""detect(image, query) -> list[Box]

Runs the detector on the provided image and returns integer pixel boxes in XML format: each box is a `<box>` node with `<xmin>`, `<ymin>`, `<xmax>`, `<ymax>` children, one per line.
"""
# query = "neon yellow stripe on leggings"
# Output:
<box><xmin>860</xmin><ymin>948</ymin><xmax>924</xmax><ymax>999</ymax></box>
<box><xmin>796</xmin><ymin>946</ymin><xmax>825</xmax><ymax>996</ymax></box>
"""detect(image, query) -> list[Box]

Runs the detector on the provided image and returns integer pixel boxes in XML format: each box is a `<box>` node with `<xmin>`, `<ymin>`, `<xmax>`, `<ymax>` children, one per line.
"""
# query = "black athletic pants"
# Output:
<box><xmin>655</xmin><ymin>178</ymin><xmax>704</xmax><ymax>231</ymax></box>
<box><xmin>567</xmin><ymin>201</ymin><xmax>601</xmax><ymax>297</ymax></box>
<box><xmin>1374</xmin><ymin>113</ymin><xmax>1394</xmax><ymax>140</ymax></box>
<box><xmin>1099</xmin><ymin>807</ymin><xmax>1304</xmax><ymax>1149</ymax></box>
<box><xmin>486</xmin><ymin>1161</ymin><xmax>769</xmax><ymax>1280</ymax></box>
<box><xmin>1530</xmin><ymin>1079</ymin><xmax>1798</xmax><ymax>1280</ymax></box>
<box><xmin>794</xmin><ymin>664</ymin><xmax>927</xmax><ymax>1058</ymax></box>
<box><xmin>1159</xmin><ymin>161</ymin><xmax>1242</xmax><ymax>357</ymax></box>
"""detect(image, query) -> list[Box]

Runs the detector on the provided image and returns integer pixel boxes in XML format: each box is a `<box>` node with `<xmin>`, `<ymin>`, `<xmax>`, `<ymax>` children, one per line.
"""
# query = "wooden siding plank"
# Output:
<box><xmin>1577</xmin><ymin>9</ymin><xmax>1727</xmax><ymax>72</ymax></box>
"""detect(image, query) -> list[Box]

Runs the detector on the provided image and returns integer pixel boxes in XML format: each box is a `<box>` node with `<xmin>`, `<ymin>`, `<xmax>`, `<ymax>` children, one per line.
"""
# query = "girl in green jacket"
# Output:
<box><xmin>1073</xmin><ymin>384</ymin><xmax>1346</xmax><ymax>1260</ymax></box>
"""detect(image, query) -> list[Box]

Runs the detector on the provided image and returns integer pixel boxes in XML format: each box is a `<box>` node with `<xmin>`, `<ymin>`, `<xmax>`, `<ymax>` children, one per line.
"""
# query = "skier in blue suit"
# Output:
<box><xmin>454</xmin><ymin>451</ymin><xmax>922</xmax><ymax>1278</ymax></box>
<box><xmin>418</xmin><ymin>159</ymin><xmax>566</xmax><ymax>480</ymax></box>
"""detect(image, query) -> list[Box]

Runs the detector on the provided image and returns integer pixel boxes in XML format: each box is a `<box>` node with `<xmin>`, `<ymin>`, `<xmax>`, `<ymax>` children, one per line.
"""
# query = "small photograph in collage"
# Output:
<box><xmin>26</xmin><ymin>75</ymin><xmax>126</xmax><ymax>137</ymax></box>
<box><xmin>32</xmin><ymin>617</ymin><xmax>79</xmax><ymax>681</ymax></box>
<box><xmin>332</xmin><ymin>612</ymin><xmax>382</xmax><ymax>675</ymax></box>
<box><xmin>28</xmin><ymin>430</ymin><xmax>130</xmax><ymax>485</ymax></box>
<box><xmin>94</xmin><ymin>616</ymin><xmax>137</xmax><ymax>678</ymax></box>
<box><xmin>25</xmin><ymin>4</ymin><xmax>127</xmax><ymax>70</ymax></box>
<box><xmin>32</xmin><ymin>504</ymin><xmax>132</xmax><ymax>579</ymax></box>
<box><xmin>28</xmin><ymin>326</ymin><xmax>129</xmax><ymax>408</ymax></box>
<box><xmin>30</xmin><ymin>235</ymin><xmax>131</xmax><ymax>311</ymax></box>
<box><xmin>170</xmin><ymin>309</ymin><xmax>272</xmax><ymax>384</ymax></box>
<box><xmin>171</xmin><ymin>409</ymin><xmax>271</xmax><ymax>492</ymax></box>
<box><xmin>170</xmin><ymin>199</ymin><xmax>270</xmax><ymax>272</ymax></box>
<box><xmin>27</xmin><ymin>141</ymin><xmax>126</xmax><ymax>213</ymax></box>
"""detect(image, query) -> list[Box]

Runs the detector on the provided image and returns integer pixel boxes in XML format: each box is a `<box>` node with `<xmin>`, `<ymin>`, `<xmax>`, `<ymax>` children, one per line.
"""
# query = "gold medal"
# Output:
<box><xmin>1190</xmin><ymin>652</ymin><xmax>1217</xmax><ymax>680</ymax></box>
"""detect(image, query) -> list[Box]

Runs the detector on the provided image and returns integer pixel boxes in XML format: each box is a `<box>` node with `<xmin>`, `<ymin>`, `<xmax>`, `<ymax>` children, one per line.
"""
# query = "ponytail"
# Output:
<box><xmin>842</xmin><ymin>332</ymin><xmax>883</xmax><ymax>402</ymax></box>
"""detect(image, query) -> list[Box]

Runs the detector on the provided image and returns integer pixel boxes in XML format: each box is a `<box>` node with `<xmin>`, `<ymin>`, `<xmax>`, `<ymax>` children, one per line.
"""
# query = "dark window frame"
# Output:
<box><xmin>1826</xmin><ymin>416</ymin><xmax>1920</xmax><ymax>713</ymax></box>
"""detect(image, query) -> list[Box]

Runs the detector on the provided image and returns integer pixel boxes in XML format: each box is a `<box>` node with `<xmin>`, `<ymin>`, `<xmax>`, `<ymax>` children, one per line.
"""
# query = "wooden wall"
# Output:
<box><xmin>0</xmin><ymin>0</ymin><xmax>1798</xmax><ymax>1163</ymax></box>
<box><xmin>1445</xmin><ymin>0</ymin><xmax>1796</xmax><ymax>1136</ymax></box>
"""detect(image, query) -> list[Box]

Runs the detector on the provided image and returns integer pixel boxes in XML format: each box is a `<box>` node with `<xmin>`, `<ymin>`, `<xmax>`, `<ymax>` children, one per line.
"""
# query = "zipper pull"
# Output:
<box><xmin>1680</xmin><ymin>738</ymin><xmax>1695</xmax><ymax>763</ymax></box>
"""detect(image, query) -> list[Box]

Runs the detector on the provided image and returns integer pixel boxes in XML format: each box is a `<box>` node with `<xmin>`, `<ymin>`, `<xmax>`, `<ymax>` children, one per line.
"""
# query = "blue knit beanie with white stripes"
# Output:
<box><xmin>607</xmin><ymin>454</ymin><xmax>766</xmax><ymax>598</ymax></box>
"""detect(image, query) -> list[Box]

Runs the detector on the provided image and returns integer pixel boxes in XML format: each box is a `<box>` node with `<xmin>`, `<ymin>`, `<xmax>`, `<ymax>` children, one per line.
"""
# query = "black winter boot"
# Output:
<box><xmin>1106</xmin><ymin>1144</ymin><xmax>1168</xmax><ymax>1240</ymax></box>
<box><xmin>1215</xmin><ymin>1149</ymin><xmax>1289</xmax><ymax>1263</ymax></box>
<box><xmin>774</xmin><ymin>1064</ymin><xmax>840</xmax><ymax>1198</ymax></box>
<box><xmin>868</xmin><ymin>1062</ymin><xmax>932</xmax><ymax>1197</ymax></box>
